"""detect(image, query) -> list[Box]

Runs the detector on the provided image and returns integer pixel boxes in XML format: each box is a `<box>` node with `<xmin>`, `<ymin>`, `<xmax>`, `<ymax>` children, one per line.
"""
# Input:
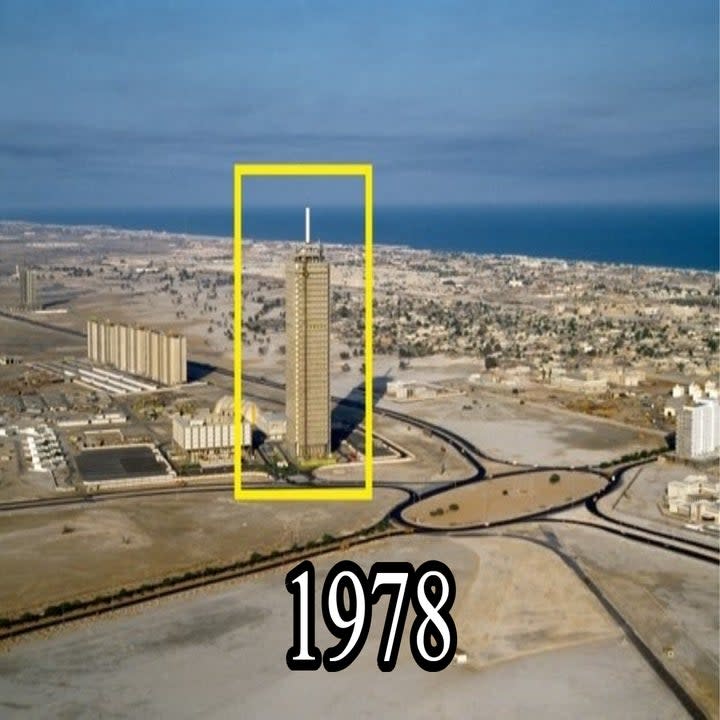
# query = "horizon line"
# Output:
<box><xmin>1</xmin><ymin>201</ymin><xmax>719</xmax><ymax>214</ymax></box>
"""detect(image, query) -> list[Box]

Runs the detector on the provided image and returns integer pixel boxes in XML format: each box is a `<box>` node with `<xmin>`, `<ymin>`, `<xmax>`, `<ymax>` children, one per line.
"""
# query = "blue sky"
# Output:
<box><xmin>0</xmin><ymin>0</ymin><xmax>717</xmax><ymax>208</ymax></box>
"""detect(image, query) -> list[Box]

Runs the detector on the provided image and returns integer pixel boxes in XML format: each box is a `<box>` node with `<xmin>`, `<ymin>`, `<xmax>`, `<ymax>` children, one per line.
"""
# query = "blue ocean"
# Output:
<box><xmin>6</xmin><ymin>205</ymin><xmax>718</xmax><ymax>271</ymax></box>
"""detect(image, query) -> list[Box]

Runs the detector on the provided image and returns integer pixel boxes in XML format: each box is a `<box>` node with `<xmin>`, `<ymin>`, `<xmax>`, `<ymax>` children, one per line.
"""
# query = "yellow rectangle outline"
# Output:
<box><xmin>233</xmin><ymin>163</ymin><xmax>373</xmax><ymax>501</ymax></box>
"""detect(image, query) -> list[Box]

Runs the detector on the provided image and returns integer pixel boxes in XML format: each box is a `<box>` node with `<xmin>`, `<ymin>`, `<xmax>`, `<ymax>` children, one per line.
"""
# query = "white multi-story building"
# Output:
<box><xmin>172</xmin><ymin>413</ymin><xmax>250</xmax><ymax>459</ymax></box>
<box><xmin>688</xmin><ymin>382</ymin><xmax>703</xmax><ymax>402</ymax></box>
<box><xmin>172</xmin><ymin>396</ymin><xmax>250</xmax><ymax>460</ymax></box>
<box><xmin>676</xmin><ymin>398</ymin><xmax>720</xmax><ymax>460</ymax></box>
<box><xmin>672</xmin><ymin>384</ymin><xmax>685</xmax><ymax>398</ymax></box>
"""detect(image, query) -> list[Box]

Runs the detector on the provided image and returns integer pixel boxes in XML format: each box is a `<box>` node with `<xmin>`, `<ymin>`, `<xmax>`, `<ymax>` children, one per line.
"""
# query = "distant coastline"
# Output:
<box><xmin>2</xmin><ymin>204</ymin><xmax>718</xmax><ymax>272</ymax></box>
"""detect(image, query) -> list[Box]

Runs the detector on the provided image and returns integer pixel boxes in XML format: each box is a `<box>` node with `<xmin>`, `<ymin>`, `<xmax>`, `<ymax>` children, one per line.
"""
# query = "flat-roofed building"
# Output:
<box><xmin>257</xmin><ymin>410</ymin><xmax>287</xmax><ymax>441</ymax></box>
<box><xmin>87</xmin><ymin>319</ymin><xmax>99</xmax><ymax>362</ymax></box>
<box><xmin>172</xmin><ymin>396</ymin><xmax>250</xmax><ymax>460</ymax></box>
<box><xmin>165</xmin><ymin>333</ymin><xmax>187</xmax><ymax>385</ymax></box>
<box><xmin>116</xmin><ymin>323</ymin><xmax>130</xmax><ymax>372</ymax></box>
<box><xmin>667</xmin><ymin>474</ymin><xmax>720</xmax><ymax>501</ymax></box>
<box><xmin>86</xmin><ymin>319</ymin><xmax>187</xmax><ymax>385</ymax></box>
<box><xmin>677</xmin><ymin>398</ymin><xmax>720</xmax><ymax>460</ymax></box>
<box><xmin>666</xmin><ymin>474</ymin><xmax>720</xmax><ymax>524</ymax></box>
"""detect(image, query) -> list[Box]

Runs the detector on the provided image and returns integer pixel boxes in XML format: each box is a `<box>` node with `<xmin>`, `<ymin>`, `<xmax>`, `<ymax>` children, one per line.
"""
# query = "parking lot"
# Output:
<box><xmin>76</xmin><ymin>445</ymin><xmax>169</xmax><ymax>482</ymax></box>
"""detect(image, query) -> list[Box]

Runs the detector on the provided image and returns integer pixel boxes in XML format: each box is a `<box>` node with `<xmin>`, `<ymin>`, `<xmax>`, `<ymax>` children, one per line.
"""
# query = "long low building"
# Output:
<box><xmin>87</xmin><ymin>319</ymin><xmax>187</xmax><ymax>385</ymax></box>
<box><xmin>56</xmin><ymin>412</ymin><xmax>127</xmax><ymax>428</ymax></box>
<box><xmin>20</xmin><ymin>425</ymin><xmax>66</xmax><ymax>473</ymax></box>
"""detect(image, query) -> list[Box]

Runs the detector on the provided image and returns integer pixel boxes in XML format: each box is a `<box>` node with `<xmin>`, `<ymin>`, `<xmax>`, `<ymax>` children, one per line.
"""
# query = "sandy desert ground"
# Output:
<box><xmin>0</xmin><ymin>488</ymin><xmax>404</xmax><ymax>617</ymax></box>
<box><xmin>0</xmin><ymin>315</ymin><xmax>85</xmax><ymax>359</ymax></box>
<box><xmin>405</xmin><ymin>470</ymin><xmax>605</xmax><ymax>527</ymax></box>
<box><xmin>612</xmin><ymin>461</ymin><xmax>720</xmax><ymax>525</ymax></box>
<box><xmin>0</xmin><ymin>535</ymin><xmax>694</xmax><ymax>720</ymax></box>
<box><xmin>550</xmin><ymin>522</ymin><xmax>719</xmax><ymax>717</ymax></box>
<box><xmin>378</xmin><ymin>389</ymin><xmax>662</xmax><ymax>467</ymax></box>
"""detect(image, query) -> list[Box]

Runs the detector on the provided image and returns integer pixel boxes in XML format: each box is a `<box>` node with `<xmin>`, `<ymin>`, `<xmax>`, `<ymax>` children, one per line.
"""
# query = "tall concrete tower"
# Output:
<box><xmin>285</xmin><ymin>207</ymin><xmax>331</xmax><ymax>461</ymax></box>
<box><xmin>18</xmin><ymin>265</ymin><xmax>38</xmax><ymax>310</ymax></box>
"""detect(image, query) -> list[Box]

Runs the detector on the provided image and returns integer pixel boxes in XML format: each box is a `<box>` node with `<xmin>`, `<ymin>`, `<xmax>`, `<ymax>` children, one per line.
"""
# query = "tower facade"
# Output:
<box><xmin>285</xmin><ymin>209</ymin><xmax>331</xmax><ymax>461</ymax></box>
<box><xmin>19</xmin><ymin>266</ymin><xmax>38</xmax><ymax>309</ymax></box>
<box><xmin>677</xmin><ymin>399</ymin><xmax>720</xmax><ymax>459</ymax></box>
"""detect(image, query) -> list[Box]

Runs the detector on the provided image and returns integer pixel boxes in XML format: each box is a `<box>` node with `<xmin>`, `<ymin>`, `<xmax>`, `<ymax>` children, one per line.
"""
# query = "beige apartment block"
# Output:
<box><xmin>86</xmin><ymin>319</ymin><xmax>187</xmax><ymax>385</ymax></box>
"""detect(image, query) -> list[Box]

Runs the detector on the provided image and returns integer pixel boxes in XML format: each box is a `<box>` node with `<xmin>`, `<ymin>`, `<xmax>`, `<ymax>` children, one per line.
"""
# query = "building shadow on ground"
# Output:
<box><xmin>330</xmin><ymin>371</ymin><xmax>391</xmax><ymax>451</ymax></box>
<box><xmin>187</xmin><ymin>360</ymin><xmax>217</xmax><ymax>381</ymax></box>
